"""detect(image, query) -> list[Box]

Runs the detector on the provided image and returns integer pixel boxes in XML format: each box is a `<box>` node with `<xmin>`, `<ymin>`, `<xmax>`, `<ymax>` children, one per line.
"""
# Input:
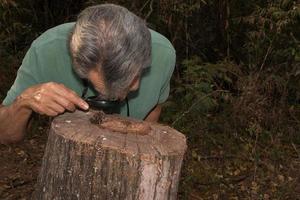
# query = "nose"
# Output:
<box><xmin>118</xmin><ymin>95</ymin><xmax>126</xmax><ymax>101</ymax></box>
<box><xmin>114</xmin><ymin>90</ymin><xmax>127</xmax><ymax>101</ymax></box>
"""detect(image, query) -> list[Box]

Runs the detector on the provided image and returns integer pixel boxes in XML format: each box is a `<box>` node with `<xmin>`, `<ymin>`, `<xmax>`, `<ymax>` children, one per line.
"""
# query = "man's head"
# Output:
<box><xmin>69</xmin><ymin>4</ymin><xmax>151</xmax><ymax>100</ymax></box>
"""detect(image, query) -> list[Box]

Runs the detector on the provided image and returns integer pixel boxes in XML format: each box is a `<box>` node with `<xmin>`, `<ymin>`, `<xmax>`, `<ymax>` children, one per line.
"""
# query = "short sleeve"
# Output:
<box><xmin>2</xmin><ymin>46</ymin><xmax>40</xmax><ymax>105</ymax></box>
<box><xmin>158</xmin><ymin>49</ymin><xmax>176</xmax><ymax>104</ymax></box>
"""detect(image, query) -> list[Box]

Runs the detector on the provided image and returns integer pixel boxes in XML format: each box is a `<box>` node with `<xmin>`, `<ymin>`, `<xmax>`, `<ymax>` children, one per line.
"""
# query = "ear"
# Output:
<box><xmin>129</xmin><ymin>76</ymin><xmax>140</xmax><ymax>92</ymax></box>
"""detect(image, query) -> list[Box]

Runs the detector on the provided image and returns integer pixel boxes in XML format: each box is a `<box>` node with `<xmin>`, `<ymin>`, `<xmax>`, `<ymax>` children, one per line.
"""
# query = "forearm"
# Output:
<box><xmin>0</xmin><ymin>99</ymin><xmax>32</xmax><ymax>144</ymax></box>
<box><xmin>0</xmin><ymin>83</ymin><xmax>89</xmax><ymax>144</ymax></box>
<box><xmin>145</xmin><ymin>105</ymin><xmax>162</xmax><ymax>122</ymax></box>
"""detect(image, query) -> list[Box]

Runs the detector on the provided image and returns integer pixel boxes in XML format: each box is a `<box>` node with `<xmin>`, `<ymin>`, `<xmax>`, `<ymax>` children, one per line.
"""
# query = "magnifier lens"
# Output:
<box><xmin>85</xmin><ymin>96</ymin><xmax>121</xmax><ymax>114</ymax></box>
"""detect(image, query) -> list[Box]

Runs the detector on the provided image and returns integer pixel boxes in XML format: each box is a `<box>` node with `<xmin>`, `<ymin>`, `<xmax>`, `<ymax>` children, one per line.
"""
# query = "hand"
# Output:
<box><xmin>17</xmin><ymin>82</ymin><xmax>89</xmax><ymax>116</ymax></box>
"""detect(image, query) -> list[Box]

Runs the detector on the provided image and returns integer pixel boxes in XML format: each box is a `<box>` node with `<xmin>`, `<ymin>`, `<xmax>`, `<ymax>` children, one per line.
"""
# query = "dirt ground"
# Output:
<box><xmin>0</xmin><ymin>118</ymin><xmax>49</xmax><ymax>200</ymax></box>
<box><xmin>0</xmin><ymin>141</ymin><xmax>43</xmax><ymax>199</ymax></box>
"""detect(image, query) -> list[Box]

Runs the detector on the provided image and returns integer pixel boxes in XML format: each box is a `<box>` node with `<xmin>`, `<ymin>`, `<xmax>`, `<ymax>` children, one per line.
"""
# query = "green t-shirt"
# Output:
<box><xmin>2</xmin><ymin>23</ymin><xmax>176</xmax><ymax>120</ymax></box>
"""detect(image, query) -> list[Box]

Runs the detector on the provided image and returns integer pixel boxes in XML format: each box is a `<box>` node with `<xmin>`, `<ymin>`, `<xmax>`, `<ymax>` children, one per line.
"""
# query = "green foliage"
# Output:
<box><xmin>0</xmin><ymin>0</ymin><xmax>85</xmax><ymax>55</ymax></box>
<box><xmin>0</xmin><ymin>0</ymin><xmax>35</xmax><ymax>54</ymax></box>
<box><xmin>162</xmin><ymin>57</ymin><xmax>240</xmax><ymax>131</ymax></box>
<box><xmin>176</xmin><ymin>57</ymin><xmax>237</xmax><ymax>107</ymax></box>
<box><xmin>162</xmin><ymin>0</ymin><xmax>300</xmax><ymax>128</ymax></box>
<box><xmin>230</xmin><ymin>0</ymin><xmax>300</xmax><ymax>70</ymax></box>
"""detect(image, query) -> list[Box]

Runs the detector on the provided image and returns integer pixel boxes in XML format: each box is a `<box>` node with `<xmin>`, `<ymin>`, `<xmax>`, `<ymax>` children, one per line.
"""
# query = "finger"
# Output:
<box><xmin>47</xmin><ymin>102</ymin><xmax>65</xmax><ymax>114</ymax></box>
<box><xmin>46</xmin><ymin>109</ymin><xmax>59</xmax><ymax>117</ymax></box>
<box><xmin>51</xmin><ymin>93</ymin><xmax>76</xmax><ymax>112</ymax></box>
<box><xmin>33</xmin><ymin>86</ymin><xmax>76</xmax><ymax>112</ymax></box>
<box><xmin>53</xmin><ymin>84</ymin><xmax>89</xmax><ymax>110</ymax></box>
<box><xmin>30</xmin><ymin>103</ymin><xmax>58</xmax><ymax>117</ymax></box>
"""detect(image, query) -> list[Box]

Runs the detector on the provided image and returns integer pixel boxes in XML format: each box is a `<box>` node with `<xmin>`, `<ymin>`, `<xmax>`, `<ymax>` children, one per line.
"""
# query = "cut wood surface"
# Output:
<box><xmin>33</xmin><ymin>110</ymin><xmax>187</xmax><ymax>200</ymax></box>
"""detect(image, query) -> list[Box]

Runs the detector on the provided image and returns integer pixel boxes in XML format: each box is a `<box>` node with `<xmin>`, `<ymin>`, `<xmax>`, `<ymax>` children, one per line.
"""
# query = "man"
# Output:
<box><xmin>0</xmin><ymin>4</ymin><xmax>176</xmax><ymax>144</ymax></box>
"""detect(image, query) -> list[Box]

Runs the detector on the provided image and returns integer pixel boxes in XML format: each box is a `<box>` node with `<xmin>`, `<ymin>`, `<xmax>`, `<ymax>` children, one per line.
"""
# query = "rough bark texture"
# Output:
<box><xmin>33</xmin><ymin>110</ymin><xmax>187</xmax><ymax>200</ymax></box>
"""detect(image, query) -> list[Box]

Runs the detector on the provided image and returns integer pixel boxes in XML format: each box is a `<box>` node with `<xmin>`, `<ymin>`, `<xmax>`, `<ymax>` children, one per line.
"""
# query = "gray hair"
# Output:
<box><xmin>69</xmin><ymin>4</ymin><xmax>151</xmax><ymax>98</ymax></box>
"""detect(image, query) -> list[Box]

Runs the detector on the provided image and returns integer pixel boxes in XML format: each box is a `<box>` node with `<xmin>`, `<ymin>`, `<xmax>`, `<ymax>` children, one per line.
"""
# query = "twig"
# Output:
<box><xmin>145</xmin><ymin>0</ymin><xmax>154</xmax><ymax>20</ymax></box>
<box><xmin>252</xmin><ymin>131</ymin><xmax>259</xmax><ymax>182</ymax></box>
<box><xmin>289</xmin><ymin>109</ymin><xmax>300</xmax><ymax>125</ymax></box>
<box><xmin>140</xmin><ymin>0</ymin><xmax>151</xmax><ymax>12</ymax></box>
<box><xmin>197</xmin><ymin>173</ymin><xmax>251</xmax><ymax>186</ymax></box>
<box><xmin>171</xmin><ymin>90</ymin><xmax>229</xmax><ymax>126</ymax></box>
<box><xmin>199</xmin><ymin>155</ymin><xmax>251</xmax><ymax>161</ymax></box>
<box><xmin>226</xmin><ymin>0</ymin><xmax>230</xmax><ymax>57</ymax></box>
<box><xmin>185</xmin><ymin>9</ymin><xmax>189</xmax><ymax>58</ymax></box>
<box><xmin>189</xmin><ymin>193</ymin><xmax>203</xmax><ymax>200</ymax></box>
<box><xmin>254</xmin><ymin>39</ymin><xmax>274</xmax><ymax>83</ymax></box>
<box><xmin>259</xmin><ymin>40</ymin><xmax>273</xmax><ymax>72</ymax></box>
<box><xmin>291</xmin><ymin>142</ymin><xmax>300</xmax><ymax>160</ymax></box>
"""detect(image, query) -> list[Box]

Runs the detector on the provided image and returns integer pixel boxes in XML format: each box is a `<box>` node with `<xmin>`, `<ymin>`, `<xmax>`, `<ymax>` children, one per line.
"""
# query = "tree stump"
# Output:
<box><xmin>33</xmin><ymin>110</ymin><xmax>187</xmax><ymax>200</ymax></box>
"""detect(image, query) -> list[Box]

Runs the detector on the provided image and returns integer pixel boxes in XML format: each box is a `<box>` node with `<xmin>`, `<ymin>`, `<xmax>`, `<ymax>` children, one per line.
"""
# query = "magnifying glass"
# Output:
<box><xmin>84</xmin><ymin>95</ymin><xmax>121</xmax><ymax>114</ymax></box>
<box><xmin>81</xmin><ymin>79</ymin><xmax>130</xmax><ymax>116</ymax></box>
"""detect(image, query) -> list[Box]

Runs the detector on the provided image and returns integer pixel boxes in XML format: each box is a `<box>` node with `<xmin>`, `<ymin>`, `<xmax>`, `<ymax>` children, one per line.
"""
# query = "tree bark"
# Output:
<box><xmin>33</xmin><ymin>110</ymin><xmax>187</xmax><ymax>200</ymax></box>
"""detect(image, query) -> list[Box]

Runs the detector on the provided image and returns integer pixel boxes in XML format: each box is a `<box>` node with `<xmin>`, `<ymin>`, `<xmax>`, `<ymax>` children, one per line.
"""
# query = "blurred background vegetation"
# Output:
<box><xmin>0</xmin><ymin>0</ymin><xmax>300</xmax><ymax>199</ymax></box>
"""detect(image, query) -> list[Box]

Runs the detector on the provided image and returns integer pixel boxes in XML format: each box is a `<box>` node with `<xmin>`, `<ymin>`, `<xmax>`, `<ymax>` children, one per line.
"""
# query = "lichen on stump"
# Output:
<box><xmin>33</xmin><ymin>110</ymin><xmax>187</xmax><ymax>200</ymax></box>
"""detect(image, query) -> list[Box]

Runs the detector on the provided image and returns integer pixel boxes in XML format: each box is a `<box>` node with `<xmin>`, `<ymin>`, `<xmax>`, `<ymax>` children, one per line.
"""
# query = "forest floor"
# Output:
<box><xmin>0</xmin><ymin>61</ymin><xmax>300</xmax><ymax>200</ymax></box>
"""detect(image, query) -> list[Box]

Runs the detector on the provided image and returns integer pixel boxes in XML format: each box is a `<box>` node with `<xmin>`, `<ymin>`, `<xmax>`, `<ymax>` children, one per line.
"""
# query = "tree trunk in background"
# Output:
<box><xmin>33</xmin><ymin>110</ymin><xmax>187</xmax><ymax>200</ymax></box>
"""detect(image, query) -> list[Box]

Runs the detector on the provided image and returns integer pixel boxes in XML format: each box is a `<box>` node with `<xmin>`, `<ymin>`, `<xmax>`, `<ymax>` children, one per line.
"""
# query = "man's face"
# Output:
<box><xmin>87</xmin><ymin>68</ymin><xmax>140</xmax><ymax>100</ymax></box>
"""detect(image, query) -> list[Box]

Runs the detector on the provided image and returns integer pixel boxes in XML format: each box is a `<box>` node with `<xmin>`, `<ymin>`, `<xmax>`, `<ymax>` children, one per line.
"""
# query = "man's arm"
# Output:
<box><xmin>144</xmin><ymin>105</ymin><xmax>162</xmax><ymax>122</ymax></box>
<box><xmin>0</xmin><ymin>102</ymin><xmax>33</xmax><ymax>143</ymax></box>
<box><xmin>0</xmin><ymin>82</ymin><xmax>89</xmax><ymax>144</ymax></box>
